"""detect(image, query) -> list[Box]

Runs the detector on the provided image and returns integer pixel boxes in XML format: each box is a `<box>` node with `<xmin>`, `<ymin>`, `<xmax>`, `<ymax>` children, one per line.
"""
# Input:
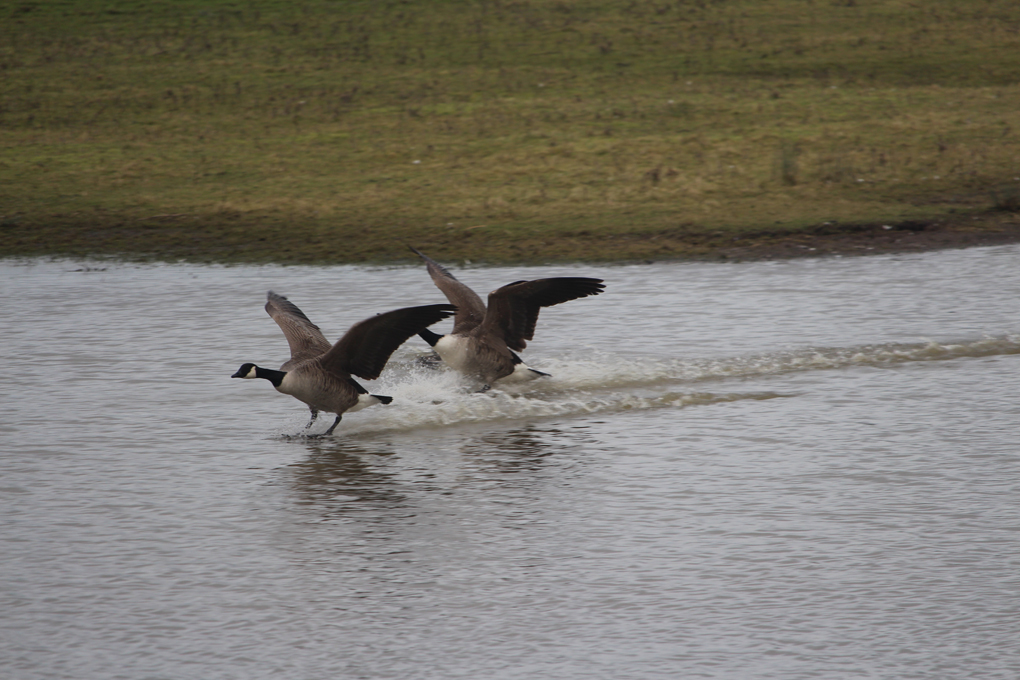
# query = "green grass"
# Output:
<box><xmin>2</xmin><ymin>0</ymin><xmax>1019</xmax><ymax>263</ymax></box>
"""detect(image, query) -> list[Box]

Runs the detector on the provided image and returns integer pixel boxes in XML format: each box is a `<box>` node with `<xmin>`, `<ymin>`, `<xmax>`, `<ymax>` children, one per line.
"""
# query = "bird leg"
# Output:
<box><xmin>304</xmin><ymin>408</ymin><xmax>319</xmax><ymax>430</ymax></box>
<box><xmin>323</xmin><ymin>414</ymin><xmax>342</xmax><ymax>436</ymax></box>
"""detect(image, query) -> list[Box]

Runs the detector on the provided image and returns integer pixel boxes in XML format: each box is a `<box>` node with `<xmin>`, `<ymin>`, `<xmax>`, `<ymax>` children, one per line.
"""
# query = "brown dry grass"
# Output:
<box><xmin>2</xmin><ymin>0</ymin><xmax>1019</xmax><ymax>263</ymax></box>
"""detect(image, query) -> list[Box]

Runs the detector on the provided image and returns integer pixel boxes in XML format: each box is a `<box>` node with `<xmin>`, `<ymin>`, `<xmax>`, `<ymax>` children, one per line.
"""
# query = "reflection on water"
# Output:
<box><xmin>459</xmin><ymin>426</ymin><xmax>575</xmax><ymax>473</ymax></box>
<box><xmin>287</xmin><ymin>438</ymin><xmax>405</xmax><ymax>512</ymax></box>
<box><xmin>284</xmin><ymin>426</ymin><xmax>588</xmax><ymax>518</ymax></box>
<box><xmin>3</xmin><ymin>247</ymin><xmax>1020</xmax><ymax>680</ymax></box>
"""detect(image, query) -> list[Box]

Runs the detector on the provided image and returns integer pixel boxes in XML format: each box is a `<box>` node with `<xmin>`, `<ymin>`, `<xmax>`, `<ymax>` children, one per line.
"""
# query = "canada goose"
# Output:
<box><xmin>409</xmin><ymin>246</ymin><xmax>605</xmax><ymax>389</ymax></box>
<box><xmin>232</xmin><ymin>291</ymin><xmax>456</xmax><ymax>435</ymax></box>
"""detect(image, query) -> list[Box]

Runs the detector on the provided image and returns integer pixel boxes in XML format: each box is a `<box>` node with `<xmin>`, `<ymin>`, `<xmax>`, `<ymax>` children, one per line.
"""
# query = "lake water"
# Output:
<box><xmin>2</xmin><ymin>245</ymin><xmax>1019</xmax><ymax>679</ymax></box>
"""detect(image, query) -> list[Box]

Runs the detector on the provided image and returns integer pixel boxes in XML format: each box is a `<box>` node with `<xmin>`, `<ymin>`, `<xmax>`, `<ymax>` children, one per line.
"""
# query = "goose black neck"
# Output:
<box><xmin>418</xmin><ymin>328</ymin><xmax>443</xmax><ymax>347</ymax></box>
<box><xmin>256</xmin><ymin>366</ymin><xmax>286</xmax><ymax>387</ymax></box>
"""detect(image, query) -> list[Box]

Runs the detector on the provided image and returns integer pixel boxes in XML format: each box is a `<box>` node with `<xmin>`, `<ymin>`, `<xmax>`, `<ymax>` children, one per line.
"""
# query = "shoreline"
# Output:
<box><xmin>2</xmin><ymin>210</ymin><xmax>1018</xmax><ymax>267</ymax></box>
<box><xmin>671</xmin><ymin>211</ymin><xmax>1020</xmax><ymax>263</ymax></box>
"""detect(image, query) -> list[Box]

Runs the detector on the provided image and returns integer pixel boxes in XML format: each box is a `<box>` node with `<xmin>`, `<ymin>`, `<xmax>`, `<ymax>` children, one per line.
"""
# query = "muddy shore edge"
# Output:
<box><xmin>686</xmin><ymin>211</ymin><xmax>1020</xmax><ymax>263</ymax></box>
<box><xmin>2</xmin><ymin>210</ymin><xmax>1018</xmax><ymax>266</ymax></box>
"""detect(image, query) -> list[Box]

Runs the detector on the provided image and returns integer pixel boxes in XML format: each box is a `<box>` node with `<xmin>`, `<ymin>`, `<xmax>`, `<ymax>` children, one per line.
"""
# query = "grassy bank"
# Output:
<box><xmin>2</xmin><ymin>0</ymin><xmax>1019</xmax><ymax>264</ymax></box>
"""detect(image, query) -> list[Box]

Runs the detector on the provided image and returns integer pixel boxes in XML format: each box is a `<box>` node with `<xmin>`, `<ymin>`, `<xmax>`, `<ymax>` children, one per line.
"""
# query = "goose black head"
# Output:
<box><xmin>231</xmin><ymin>363</ymin><xmax>258</xmax><ymax>379</ymax></box>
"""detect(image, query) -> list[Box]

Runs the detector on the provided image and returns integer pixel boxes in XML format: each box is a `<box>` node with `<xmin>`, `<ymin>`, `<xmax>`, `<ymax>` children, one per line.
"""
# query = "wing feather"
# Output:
<box><xmin>481</xmin><ymin>277</ymin><xmax>605</xmax><ymax>351</ymax></box>
<box><xmin>265</xmin><ymin>291</ymin><xmax>332</xmax><ymax>370</ymax></box>
<box><xmin>320</xmin><ymin>304</ymin><xmax>457</xmax><ymax>380</ymax></box>
<box><xmin>410</xmin><ymin>246</ymin><xmax>487</xmax><ymax>334</ymax></box>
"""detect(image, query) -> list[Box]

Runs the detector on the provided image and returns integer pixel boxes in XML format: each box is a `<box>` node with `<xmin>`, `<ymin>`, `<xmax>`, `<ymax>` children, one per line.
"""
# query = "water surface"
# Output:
<box><xmin>3</xmin><ymin>246</ymin><xmax>1020</xmax><ymax>679</ymax></box>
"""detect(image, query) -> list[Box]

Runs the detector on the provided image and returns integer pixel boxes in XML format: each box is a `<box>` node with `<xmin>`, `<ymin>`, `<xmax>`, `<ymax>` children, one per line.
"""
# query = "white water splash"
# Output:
<box><xmin>276</xmin><ymin>334</ymin><xmax>1020</xmax><ymax>437</ymax></box>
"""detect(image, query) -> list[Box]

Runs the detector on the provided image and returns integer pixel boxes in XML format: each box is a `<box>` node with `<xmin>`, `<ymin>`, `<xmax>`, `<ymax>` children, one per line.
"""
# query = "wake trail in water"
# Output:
<box><xmin>269</xmin><ymin>334</ymin><xmax>1020</xmax><ymax>436</ymax></box>
<box><xmin>538</xmin><ymin>333</ymin><xmax>1020</xmax><ymax>390</ymax></box>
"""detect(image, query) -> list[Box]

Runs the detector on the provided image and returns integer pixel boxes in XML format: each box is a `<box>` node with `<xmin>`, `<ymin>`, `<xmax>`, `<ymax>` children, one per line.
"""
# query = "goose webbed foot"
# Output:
<box><xmin>323</xmin><ymin>415</ymin><xmax>342</xmax><ymax>436</ymax></box>
<box><xmin>476</xmin><ymin>384</ymin><xmax>492</xmax><ymax>393</ymax></box>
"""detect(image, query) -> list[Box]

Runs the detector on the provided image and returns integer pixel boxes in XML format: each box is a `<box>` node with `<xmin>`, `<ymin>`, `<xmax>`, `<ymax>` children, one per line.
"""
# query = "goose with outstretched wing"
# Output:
<box><xmin>232</xmin><ymin>291</ymin><xmax>456</xmax><ymax>435</ymax></box>
<box><xmin>409</xmin><ymin>247</ymin><xmax>605</xmax><ymax>389</ymax></box>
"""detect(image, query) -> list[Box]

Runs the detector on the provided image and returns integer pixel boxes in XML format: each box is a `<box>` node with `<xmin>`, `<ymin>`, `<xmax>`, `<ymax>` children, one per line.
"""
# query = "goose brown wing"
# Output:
<box><xmin>409</xmin><ymin>246</ymin><xmax>486</xmax><ymax>334</ymax></box>
<box><xmin>320</xmin><ymin>303</ymin><xmax>457</xmax><ymax>380</ymax></box>
<box><xmin>481</xmin><ymin>277</ymin><xmax>605</xmax><ymax>351</ymax></box>
<box><xmin>265</xmin><ymin>291</ymin><xmax>332</xmax><ymax>369</ymax></box>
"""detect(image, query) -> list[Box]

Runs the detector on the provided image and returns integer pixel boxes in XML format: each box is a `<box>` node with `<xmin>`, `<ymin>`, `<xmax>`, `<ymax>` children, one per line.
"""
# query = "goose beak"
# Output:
<box><xmin>230</xmin><ymin>370</ymin><xmax>245</xmax><ymax>378</ymax></box>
